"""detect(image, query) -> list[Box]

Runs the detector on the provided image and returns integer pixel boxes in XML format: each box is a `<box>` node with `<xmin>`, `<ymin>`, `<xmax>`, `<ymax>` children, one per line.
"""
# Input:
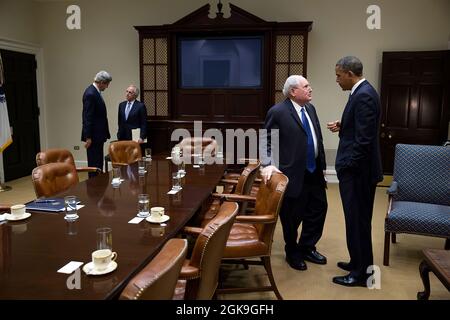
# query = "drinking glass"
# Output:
<box><xmin>138</xmin><ymin>159</ymin><xmax>146</xmax><ymax>175</ymax></box>
<box><xmin>172</xmin><ymin>172</ymin><xmax>182</xmax><ymax>191</ymax></box>
<box><xmin>138</xmin><ymin>194</ymin><xmax>150</xmax><ymax>217</ymax></box>
<box><xmin>111</xmin><ymin>167</ymin><xmax>121</xmax><ymax>188</ymax></box>
<box><xmin>177</xmin><ymin>161</ymin><xmax>186</xmax><ymax>177</ymax></box>
<box><xmin>64</xmin><ymin>196</ymin><xmax>79</xmax><ymax>221</ymax></box>
<box><xmin>145</xmin><ymin>148</ymin><xmax>152</xmax><ymax>161</ymax></box>
<box><xmin>96</xmin><ymin>227</ymin><xmax>113</xmax><ymax>250</ymax></box>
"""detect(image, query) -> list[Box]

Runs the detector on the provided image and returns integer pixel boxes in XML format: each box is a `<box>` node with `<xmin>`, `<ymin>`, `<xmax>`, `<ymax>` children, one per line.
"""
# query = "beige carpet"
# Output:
<box><xmin>1</xmin><ymin>176</ymin><xmax>448</xmax><ymax>300</ymax></box>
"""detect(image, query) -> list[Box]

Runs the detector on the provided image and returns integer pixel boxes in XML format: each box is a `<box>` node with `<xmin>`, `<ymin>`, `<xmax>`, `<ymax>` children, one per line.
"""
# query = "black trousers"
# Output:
<box><xmin>86</xmin><ymin>141</ymin><xmax>104</xmax><ymax>178</ymax></box>
<box><xmin>280</xmin><ymin>168</ymin><xmax>328</xmax><ymax>258</ymax></box>
<box><xmin>338</xmin><ymin>168</ymin><xmax>377</xmax><ymax>279</ymax></box>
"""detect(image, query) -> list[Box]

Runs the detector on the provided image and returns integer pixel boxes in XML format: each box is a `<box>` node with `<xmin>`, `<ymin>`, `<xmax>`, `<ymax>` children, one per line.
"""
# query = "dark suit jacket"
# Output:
<box><xmin>335</xmin><ymin>80</ymin><xmax>383</xmax><ymax>184</ymax></box>
<box><xmin>262</xmin><ymin>98</ymin><xmax>326</xmax><ymax>198</ymax></box>
<box><xmin>81</xmin><ymin>84</ymin><xmax>110</xmax><ymax>143</ymax></box>
<box><xmin>117</xmin><ymin>100</ymin><xmax>147</xmax><ymax>141</ymax></box>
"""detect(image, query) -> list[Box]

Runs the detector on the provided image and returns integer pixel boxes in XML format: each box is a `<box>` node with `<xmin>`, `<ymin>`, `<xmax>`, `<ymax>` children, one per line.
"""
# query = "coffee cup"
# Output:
<box><xmin>150</xmin><ymin>207</ymin><xmax>164</xmax><ymax>220</ymax></box>
<box><xmin>11</xmin><ymin>204</ymin><xmax>26</xmax><ymax>218</ymax></box>
<box><xmin>92</xmin><ymin>249</ymin><xmax>117</xmax><ymax>271</ymax></box>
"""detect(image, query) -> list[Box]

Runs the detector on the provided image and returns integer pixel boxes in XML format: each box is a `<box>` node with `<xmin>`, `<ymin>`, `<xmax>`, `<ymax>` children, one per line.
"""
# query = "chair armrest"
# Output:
<box><xmin>212</xmin><ymin>193</ymin><xmax>256</xmax><ymax>203</ymax></box>
<box><xmin>182</xmin><ymin>226</ymin><xmax>203</xmax><ymax>236</ymax></box>
<box><xmin>220</xmin><ymin>179</ymin><xmax>238</xmax><ymax>185</ymax></box>
<box><xmin>179</xmin><ymin>262</ymin><xmax>200</xmax><ymax>280</ymax></box>
<box><xmin>235</xmin><ymin>214</ymin><xmax>275</xmax><ymax>224</ymax></box>
<box><xmin>76</xmin><ymin>166</ymin><xmax>102</xmax><ymax>174</ymax></box>
<box><xmin>387</xmin><ymin>181</ymin><xmax>398</xmax><ymax>195</ymax></box>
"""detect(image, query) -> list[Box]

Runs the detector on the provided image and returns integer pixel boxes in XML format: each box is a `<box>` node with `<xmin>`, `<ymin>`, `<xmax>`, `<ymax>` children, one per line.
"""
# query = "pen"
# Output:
<box><xmin>35</xmin><ymin>199</ymin><xmax>57</xmax><ymax>203</ymax></box>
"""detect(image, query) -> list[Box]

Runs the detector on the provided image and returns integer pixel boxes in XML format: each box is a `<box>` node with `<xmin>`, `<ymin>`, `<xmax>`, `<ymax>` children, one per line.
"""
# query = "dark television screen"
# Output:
<box><xmin>178</xmin><ymin>36</ymin><xmax>262</xmax><ymax>88</ymax></box>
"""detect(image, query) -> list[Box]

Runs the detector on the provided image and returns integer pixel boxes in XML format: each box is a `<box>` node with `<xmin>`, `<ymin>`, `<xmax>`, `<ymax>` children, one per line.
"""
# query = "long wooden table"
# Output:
<box><xmin>0</xmin><ymin>157</ymin><xmax>225</xmax><ymax>299</ymax></box>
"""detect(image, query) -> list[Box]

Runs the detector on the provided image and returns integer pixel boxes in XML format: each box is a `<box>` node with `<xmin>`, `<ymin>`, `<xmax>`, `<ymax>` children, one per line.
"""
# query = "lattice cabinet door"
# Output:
<box><xmin>141</xmin><ymin>37</ymin><xmax>169</xmax><ymax>117</ymax></box>
<box><xmin>274</xmin><ymin>33</ymin><xmax>307</xmax><ymax>104</ymax></box>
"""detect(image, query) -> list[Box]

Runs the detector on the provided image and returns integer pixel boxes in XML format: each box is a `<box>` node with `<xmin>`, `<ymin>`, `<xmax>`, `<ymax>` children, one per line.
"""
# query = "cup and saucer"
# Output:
<box><xmin>5</xmin><ymin>204</ymin><xmax>32</xmax><ymax>221</ymax></box>
<box><xmin>83</xmin><ymin>261</ymin><xmax>118</xmax><ymax>275</ymax></box>
<box><xmin>83</xmin><ymin>249</ymin><xmax>118</xmax><ymax>276</ymax></box>
<box><xmin>146</xmin><ymin>207</ymin><xmax>170</xmax><ymax>223</ymax></box>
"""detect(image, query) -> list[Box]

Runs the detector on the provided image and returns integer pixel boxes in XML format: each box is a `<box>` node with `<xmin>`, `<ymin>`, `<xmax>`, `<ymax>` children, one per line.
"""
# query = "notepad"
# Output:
<box><xmin>132</xmin><ymin>128</ymin><xmax>147</xmax><ymax>143</ymax></box>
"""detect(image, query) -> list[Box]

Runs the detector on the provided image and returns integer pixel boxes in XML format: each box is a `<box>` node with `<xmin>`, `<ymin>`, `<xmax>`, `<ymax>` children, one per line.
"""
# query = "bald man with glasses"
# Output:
<box><xmin>117</xmin><ymin>85</ymin><xmax>147</xmax><ymax>143</ymax></box>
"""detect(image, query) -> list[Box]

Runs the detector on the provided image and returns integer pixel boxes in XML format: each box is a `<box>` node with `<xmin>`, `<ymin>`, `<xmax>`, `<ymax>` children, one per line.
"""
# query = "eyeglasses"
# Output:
<box><xmin>125</xmin><ymin>90</ymin><xmax>135</xmax><ymax>94</ymax></box>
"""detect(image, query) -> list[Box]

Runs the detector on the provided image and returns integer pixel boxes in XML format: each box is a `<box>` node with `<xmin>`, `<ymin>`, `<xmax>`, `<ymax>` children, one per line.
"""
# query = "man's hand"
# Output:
<box><xmin>327</xmin><ymin>120</ymin><xmax>341</xmax><ymax>133</ymax></box>
<box><xmin>85</xmin><ymin>138</ymin><xmax>92</xmax><ymax>149</ymax></box>
<box><xmin>261</xmin><ymin>165</ymin><xmax>282</xmax><ymax>184</ymax></box>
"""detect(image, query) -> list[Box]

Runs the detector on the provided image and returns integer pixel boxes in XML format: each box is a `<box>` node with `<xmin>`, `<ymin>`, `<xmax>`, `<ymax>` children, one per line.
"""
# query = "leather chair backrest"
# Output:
<box><xmin>119</xmin><ymin>238</ymin><xmax>188</xmax><ymax>300</ymax></box>
<box><xmin>253</xmin><ymin>173</ymin><xmax>289</xmax><ymax>249</ymax></box>
<box><xmin>178</xmin><ymin>137</ymin><xmax>218</xmax><ymax>157</ymax></box>
<box><xmin>36</xmin><ymin>149</ymin><xmax>76</xmax><ymax>167</ymax></box>
<box><xmin>189</xmin><ymin>202</ymin><xmax>238</xmax><ymax>299</ymax></box>
<box><xmin>32</xmin><ymin>162</ymin><xmax>79</xmax><ymax>198</ymax></box>
<box><xmin>234</xmin><ymin>161</ymin><xmax>261</xmax><ymax>195</ymax></box>
<box><xmin>108</xmin><ymin>141</ymin><xmax>142</xmax><ymax>165</ymax></box>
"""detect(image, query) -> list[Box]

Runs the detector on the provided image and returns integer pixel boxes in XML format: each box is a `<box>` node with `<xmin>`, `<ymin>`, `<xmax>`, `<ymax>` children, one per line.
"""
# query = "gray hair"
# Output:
<box><xmin>282</xmin><ymin>75</ymin><xmax>306</xmax><ymax>97</ymax></box>
<box><xmin>336</xmin><ymin>56</ymin><xmax>363</xmax><ymax>76</ymax></box>
<box><xmin>128</xmin><ymin>85</ymin><xmax>140</xmax><ymax>97</ymax></box>
<box><xmin>94</xmin><ymin>70</ymin><xmax>112</xmax><ymax>83</ymax></box>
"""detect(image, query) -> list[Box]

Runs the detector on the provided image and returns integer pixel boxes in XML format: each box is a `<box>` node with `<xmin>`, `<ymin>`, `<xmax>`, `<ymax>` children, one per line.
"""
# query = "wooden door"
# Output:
<box><xmin>1</xmin><ymin>49</ymin><xmax>40</xmax><ymax>181</ymax></box>
<box><xmin>380</xmin><ymin>50</ymin><xmax>450</xmax><ymax>174</ymax></box>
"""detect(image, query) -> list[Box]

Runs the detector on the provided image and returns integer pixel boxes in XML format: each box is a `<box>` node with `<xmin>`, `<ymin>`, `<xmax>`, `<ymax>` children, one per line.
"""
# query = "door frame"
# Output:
<box><xmin>0</xmin><ymin>37</ymin><xmax>48</xmax><ymax>152</ymax></box>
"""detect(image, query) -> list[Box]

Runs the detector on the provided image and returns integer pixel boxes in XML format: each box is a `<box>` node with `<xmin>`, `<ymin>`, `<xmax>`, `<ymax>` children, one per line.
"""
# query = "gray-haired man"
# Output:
<box><xmin>81</xmin><ymin>70</ymin><xmax>112</xmax><ymax>177</ymax></box>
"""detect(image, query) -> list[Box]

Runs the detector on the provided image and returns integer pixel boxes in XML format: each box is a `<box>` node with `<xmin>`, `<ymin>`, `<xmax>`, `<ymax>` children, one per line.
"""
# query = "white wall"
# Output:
<box><xmin>2</xmin><ymin>0</ymin><xmax>450</xmax><ymax>163</ymax></box>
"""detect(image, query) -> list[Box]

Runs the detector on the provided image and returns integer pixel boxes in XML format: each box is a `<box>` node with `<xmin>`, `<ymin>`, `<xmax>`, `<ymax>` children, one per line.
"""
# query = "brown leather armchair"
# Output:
<box><xmin>178</xmin><ymin>137</ymin><xmax>218</xmax><ymax>157</ymax></box>
<box><xmin>108</xmin><ymin>141</ymin><xmax>142</xmax><ymax>166</ymax></box>
<box><xmin>31</xmin><ymin>162</ymin><xmax>79</xmax><ymax>198</ymax></box>
<box><xmin>119</xmin><ymin>238</ymin><xmax>188</xmax><ymax>300</ymax></box>
<box><xmin>201</xmin><ymin>161</ymin><xmax>261</xmax><ymax>225</ymax></box>
<box><xmin>36</xmin><ymin>148</ymin><xmax>101</xmax><ymax>174</ymax></box>
<box><xmin>175</xmin><ymin>202</ymin><xmax>239</xmax><ymax>300</ymax></box>
<box><xmin>216</xmin><ymin>172</ymin><xmax>289</xmax><ymax>300</ymax></box>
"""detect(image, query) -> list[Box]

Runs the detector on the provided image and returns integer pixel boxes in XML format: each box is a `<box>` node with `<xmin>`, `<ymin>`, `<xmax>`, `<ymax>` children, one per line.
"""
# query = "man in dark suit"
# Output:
<box><xmin>328</xmin><ymin>56</ymin><xmax>382</xmax><ymax>287</ymax></box>
<box><xmin>81</xmin><ymin>70</ymin><xmax>112</xmax><ymax>177</ymax></box>
<box><xmin>261</xmin><ymin>75</ymin><xmax>328</xmax><ymax>271</ymax></box>
<box><xmin>117</xmin><ymin>85</ymin><xmax>147</xmax><ymax>143</ymax></box>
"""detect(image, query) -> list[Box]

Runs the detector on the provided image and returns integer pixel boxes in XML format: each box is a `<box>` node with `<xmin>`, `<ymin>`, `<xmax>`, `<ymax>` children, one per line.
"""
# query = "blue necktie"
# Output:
<box><xmin>301</xmin><ymin>108</ymin><xmax>316</xmax><ymax>173</ymax></box>
<box><xmin>125</xmin><ymin>102</ymin><xmax>132</xmax><ymax>120</ymax></box>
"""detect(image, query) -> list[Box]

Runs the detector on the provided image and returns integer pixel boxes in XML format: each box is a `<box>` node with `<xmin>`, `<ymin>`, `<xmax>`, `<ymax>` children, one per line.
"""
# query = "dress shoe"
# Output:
<box><xmin>285</xmin><ymin>256</ymin><xmax>307</xmax><ymax>271</ymax></box>
<box><xmin>302</xmin><ymin>250</ymin><xmax>327</xmax><ymax>265</ymax></box>
<box><xmin>332</xmin><ymin>274</ymin><xmax>367</xmax><ymax>287</ymax></box>
<box><xmin>337</xmin><ymin>261</ymin><xmax>352</xmax><ymax>272</ymax></box>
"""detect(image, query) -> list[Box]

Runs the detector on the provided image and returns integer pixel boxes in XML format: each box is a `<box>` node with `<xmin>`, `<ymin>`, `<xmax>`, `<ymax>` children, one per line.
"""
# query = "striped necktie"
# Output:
<box><xmin>125</xmin><ymin>102</ymin><xmax>132</xmax><ymax>120</ymax></box>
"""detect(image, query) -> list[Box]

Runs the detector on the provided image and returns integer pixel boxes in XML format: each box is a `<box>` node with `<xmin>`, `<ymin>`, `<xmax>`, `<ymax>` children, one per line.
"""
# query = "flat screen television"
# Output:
<box><xmin>178</xmin><ymin>36</ymin><xmax>263</xmax><ymax>89</ymax></box>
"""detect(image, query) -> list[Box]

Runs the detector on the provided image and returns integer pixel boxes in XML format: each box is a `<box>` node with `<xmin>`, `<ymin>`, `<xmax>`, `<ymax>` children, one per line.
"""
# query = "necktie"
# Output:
<box><xmin>125</xmin><ymin>102</ymin><xmax>132</xmax><ymax>120</ymax></box>
<box><xmin>301</xmin><ymin>108</ymin><xmax>316</xmax><ymax>173</ymax></box>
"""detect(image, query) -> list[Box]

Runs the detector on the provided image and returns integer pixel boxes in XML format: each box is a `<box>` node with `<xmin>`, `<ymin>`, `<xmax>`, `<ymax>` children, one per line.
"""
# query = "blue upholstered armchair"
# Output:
<box><xmin>383</xmin><ymin>144</ymin><xmax>450</xmax><ymax>266</ymax></box>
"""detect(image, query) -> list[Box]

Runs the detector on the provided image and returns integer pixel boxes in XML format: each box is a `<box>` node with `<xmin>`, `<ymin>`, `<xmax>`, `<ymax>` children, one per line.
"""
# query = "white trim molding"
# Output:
<box><xmin>0</xmin><ymin>37</ymin><xmax>48</xmax><ymax>151</ymax></box>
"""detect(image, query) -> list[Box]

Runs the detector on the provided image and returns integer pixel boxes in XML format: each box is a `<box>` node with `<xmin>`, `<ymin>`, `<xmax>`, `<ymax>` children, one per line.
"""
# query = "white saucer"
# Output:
<box><xmin>146</xmin><ymin>215</ymin><xmax>170</xmax><ymax>224</ymax></box>
<box><xmin>82</xmin><ymin>261</ymin><xmax>117</xmax><ymax>276</ymax></box>
<box><xmin>5</xmin><ymin>212</ymin><xmax>31</xmax><ymax>221</ymax></box>
<box><xmin>137</xmin><ymin>212</ymin><xmax>150</xmax><ymax>218</ymax></box>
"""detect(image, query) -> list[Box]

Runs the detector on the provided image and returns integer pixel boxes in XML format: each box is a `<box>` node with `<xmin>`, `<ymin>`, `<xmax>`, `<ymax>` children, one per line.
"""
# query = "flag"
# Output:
<box><xmin>0</xmin><ymin>54</ymin><xmax>12</xmax><ymax>153</ymax></box>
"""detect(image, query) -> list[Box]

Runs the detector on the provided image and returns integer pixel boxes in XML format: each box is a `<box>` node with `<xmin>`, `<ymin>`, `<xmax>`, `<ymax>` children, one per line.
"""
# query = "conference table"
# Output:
<box><xmin>0</xmin><ymin>156</ymin><xmax>226</xmax><ymax>299</ymax></box>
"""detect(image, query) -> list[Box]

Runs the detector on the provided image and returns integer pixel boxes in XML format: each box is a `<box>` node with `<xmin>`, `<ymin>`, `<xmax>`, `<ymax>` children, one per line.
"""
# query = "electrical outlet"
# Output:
<box><xmin>74</xmin><ymin>146</ymin><xmax>80</xmax><ymax>150</ymax></box>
